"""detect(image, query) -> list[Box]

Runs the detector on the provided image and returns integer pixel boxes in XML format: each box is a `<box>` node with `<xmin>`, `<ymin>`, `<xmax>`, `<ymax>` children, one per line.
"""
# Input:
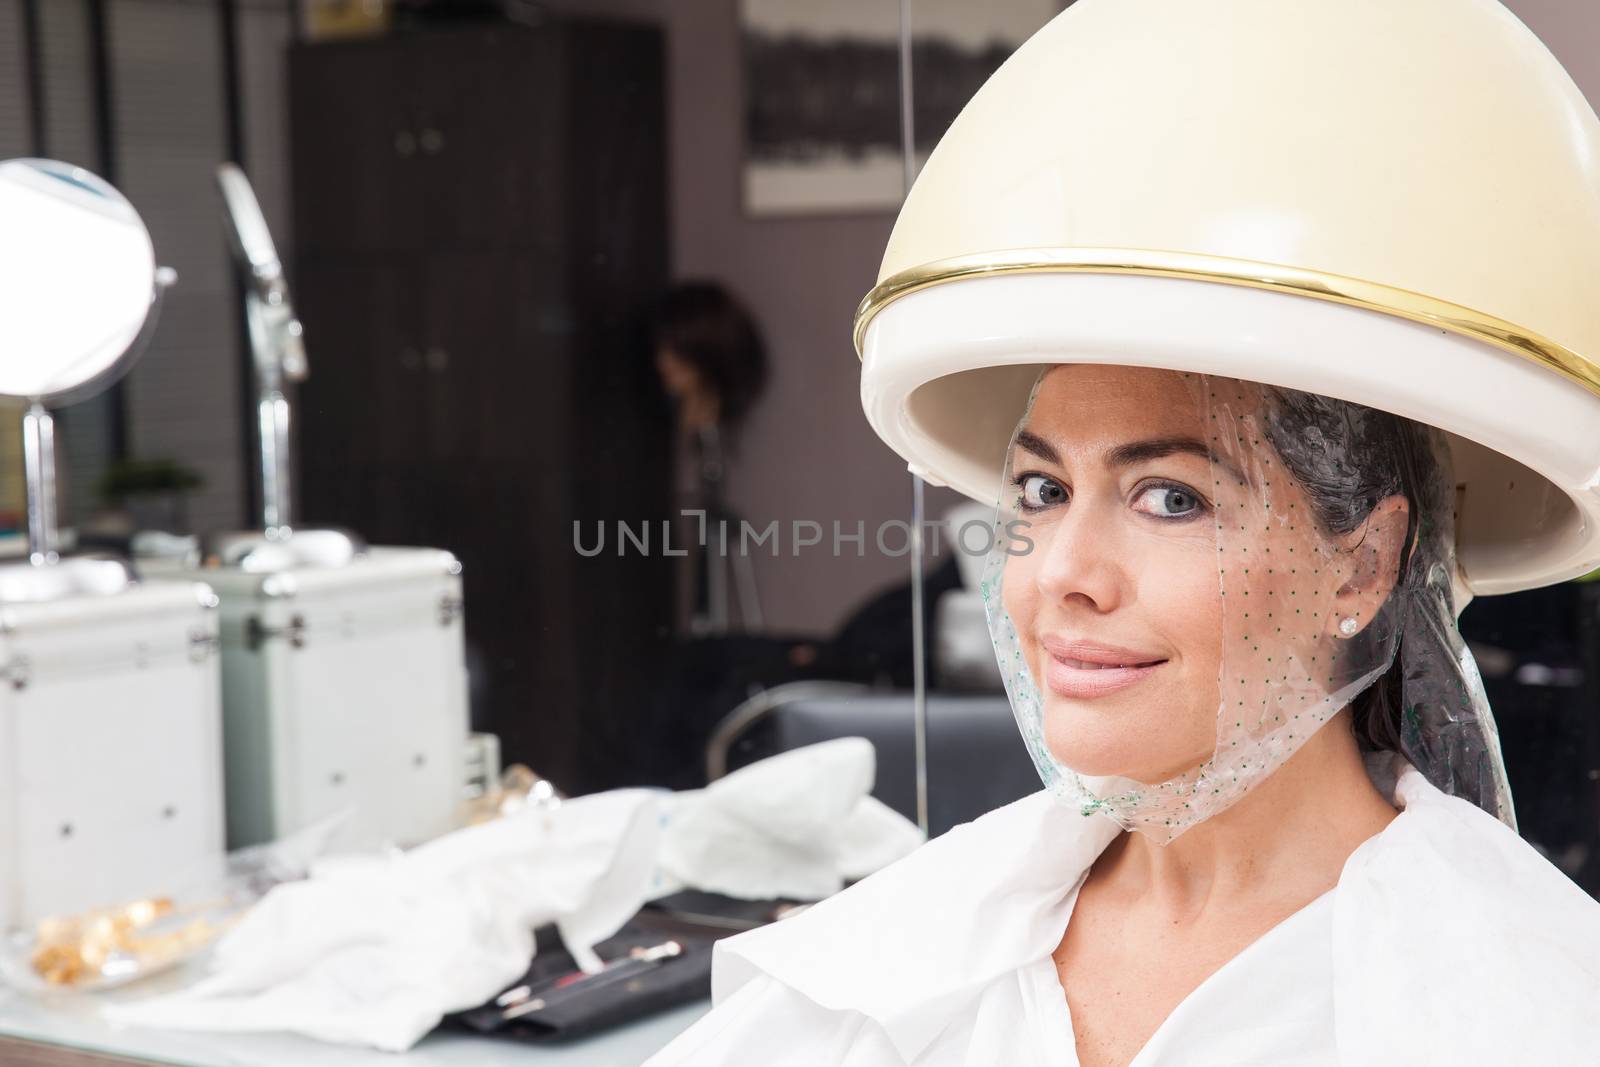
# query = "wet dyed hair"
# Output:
<box><xmin>1259</xmin><ymin>386</ymin><xmax>1442</xmax><ymax>753</ymax></box>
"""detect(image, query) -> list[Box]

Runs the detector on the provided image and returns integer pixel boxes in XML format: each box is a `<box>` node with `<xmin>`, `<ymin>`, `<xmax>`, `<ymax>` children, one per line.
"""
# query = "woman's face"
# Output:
<box><xmin>1001</xmin><ymin>365</ymin><xmax>1353</xmax><ymax>785</ymax></box>
<box><xmin>655</xmin><ymin>346</ymin><xmax>701</xmax><ymax>399</ymax></box>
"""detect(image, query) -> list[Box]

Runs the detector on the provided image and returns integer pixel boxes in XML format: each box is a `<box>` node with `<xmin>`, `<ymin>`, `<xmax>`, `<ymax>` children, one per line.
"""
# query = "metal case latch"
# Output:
<box><xmin>246</xmin><ymin>613</ymin><xmax>308</xmax><ymax>650</ymax></box>
<box><xmin>438</xmin><ymin>593</ymin><xmax>465</xmax><ymax>627</ymax></box>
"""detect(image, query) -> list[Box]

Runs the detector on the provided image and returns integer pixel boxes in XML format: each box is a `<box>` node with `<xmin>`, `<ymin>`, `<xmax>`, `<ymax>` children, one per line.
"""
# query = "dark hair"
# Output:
<box><xmin>651</xmin><ymin>281</ymin><xmax>769</xmax><ymax>430</ymax></box>
<box><xmin>1257</xmin><ymin>386</ymin><xmax>1443</xmax><ymax>754</ymax></box>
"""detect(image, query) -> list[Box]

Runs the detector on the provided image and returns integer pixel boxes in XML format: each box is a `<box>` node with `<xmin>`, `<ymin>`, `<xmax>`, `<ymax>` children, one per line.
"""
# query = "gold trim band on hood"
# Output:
<box><xmin>852</xmin><ymin>247</ymin><xmax>1600</xmax><ymax>399</ymax></box>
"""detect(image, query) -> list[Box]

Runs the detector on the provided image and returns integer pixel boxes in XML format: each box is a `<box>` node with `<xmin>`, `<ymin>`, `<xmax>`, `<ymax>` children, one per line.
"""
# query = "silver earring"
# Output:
<box><xmin>1339</xmin><ymin>616</ymin><xmax>1359</xmax><ymax>637</ymax></box>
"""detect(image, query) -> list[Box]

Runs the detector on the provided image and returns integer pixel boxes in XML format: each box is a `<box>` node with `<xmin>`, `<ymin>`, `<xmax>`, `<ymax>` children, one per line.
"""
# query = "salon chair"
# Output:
<box><xmin>705</xmin><ymin>680</ymin><xmax>1039</xmax><ymax>838</ymax></box>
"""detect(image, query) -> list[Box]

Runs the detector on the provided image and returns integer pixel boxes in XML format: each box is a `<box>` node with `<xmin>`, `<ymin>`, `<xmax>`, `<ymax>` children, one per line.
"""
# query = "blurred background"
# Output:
<box><xmin>0</xmin><ymin>0</ymin><xmax>1597</xmax><ymax>894</ymax></box>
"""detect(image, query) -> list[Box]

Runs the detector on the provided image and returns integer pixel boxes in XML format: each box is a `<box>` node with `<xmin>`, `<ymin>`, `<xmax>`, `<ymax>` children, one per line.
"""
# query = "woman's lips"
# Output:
<box><xmin>1040</xmin><ymin>636</ymin><xmax>1167</xmax><ymax>699</ymax></box>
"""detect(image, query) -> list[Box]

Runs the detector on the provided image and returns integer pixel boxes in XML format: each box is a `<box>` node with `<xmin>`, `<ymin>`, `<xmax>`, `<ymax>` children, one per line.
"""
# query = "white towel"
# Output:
<box><xmin>653</xmin><ymin>738</ymin><xmax>925</xmax><ymax>902</ymax></box>
<box><xmin>103</xmin><ymin>741</ymin><xmax>924</xmax><ymax>1052</ymax></box>
<box><xmin>106</xmin><ymin>788</ymin><xmax>660</xmax><ymax>1052</ymax></box>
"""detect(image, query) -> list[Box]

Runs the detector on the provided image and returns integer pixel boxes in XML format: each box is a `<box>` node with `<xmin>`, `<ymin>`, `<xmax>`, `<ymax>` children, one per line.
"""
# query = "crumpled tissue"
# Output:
<box><xmin>652</xmin><ymin>737</ymin><xmax>925</xmax><ymax>902</ymax></box>
<box><xmin>101</xmin><ymin>739</ymin><xmax>924</xmax><ymax>1052</ymax></box>
<box><xmin>104</xmin><ymin>788</ymin><xmax>659</xmax><ymax>1052</ymax></box>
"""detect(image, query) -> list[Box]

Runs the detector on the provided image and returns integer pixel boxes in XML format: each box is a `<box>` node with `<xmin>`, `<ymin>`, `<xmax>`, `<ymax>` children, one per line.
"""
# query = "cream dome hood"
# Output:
<box><xmin>855</xmin><ymin>0</ymin><xmax>1600</xmax><ymax>595</ymax></box>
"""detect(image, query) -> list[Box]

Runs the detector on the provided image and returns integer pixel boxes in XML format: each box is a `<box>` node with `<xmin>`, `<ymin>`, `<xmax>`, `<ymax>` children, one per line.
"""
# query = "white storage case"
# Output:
<box><xmin>159</xmin><ymin>547</ymin><xmax>470</xmax><ymax>851</ymax></box>
<box><xmin>0</xmin><ymin>578</ymin><xmax>224</xmax><ymax>931</ymax></box>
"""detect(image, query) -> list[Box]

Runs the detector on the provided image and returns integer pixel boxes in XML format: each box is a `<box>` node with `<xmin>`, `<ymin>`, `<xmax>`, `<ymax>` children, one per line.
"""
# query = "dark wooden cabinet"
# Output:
<box><xmin>290</xmin><ymin>20</ymin><xmax>672</xmax><ymax>793</ymax></box>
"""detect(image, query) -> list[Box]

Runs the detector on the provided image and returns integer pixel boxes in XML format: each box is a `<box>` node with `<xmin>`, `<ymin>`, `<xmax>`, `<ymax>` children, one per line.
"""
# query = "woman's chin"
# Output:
<box><xmin>1043</xmin><ymin>728</ymin><xmax>1143</xmax><ymax>780</ymax></box>
<box><xmin>1043</xmin><ymin>714</ymin><xmax>1210</xmax><ymax>783</ymax></box>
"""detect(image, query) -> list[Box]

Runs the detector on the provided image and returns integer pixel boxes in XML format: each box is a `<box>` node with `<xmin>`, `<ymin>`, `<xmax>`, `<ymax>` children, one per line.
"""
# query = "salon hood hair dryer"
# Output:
<box><xmin>855</xmin><ymin>0</ymin><xmax>1600</xmax><ymax>601</ymax></box>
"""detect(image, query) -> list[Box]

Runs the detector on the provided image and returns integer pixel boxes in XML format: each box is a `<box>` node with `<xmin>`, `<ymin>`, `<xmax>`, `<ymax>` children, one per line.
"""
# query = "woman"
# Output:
<box><xmin>649</xmin><ymin>0</ymin><xmax>1600</xmax><ymax>1060</ymax></box>
<box><xmin>647</xmin><ymin>367</ymin><xmax>1599</xmax><ymax>1065</ymax></box>
<box><xmin>652</xmin><ymin>280</ymin><xmax>769</xmax><ymax>634</ymax></box>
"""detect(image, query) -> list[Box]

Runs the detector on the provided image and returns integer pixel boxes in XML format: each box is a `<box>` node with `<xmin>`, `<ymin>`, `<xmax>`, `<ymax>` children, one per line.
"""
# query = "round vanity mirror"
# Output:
<box><xmin>0</xmin><ymin>158</ymin><xmax>165</xmax><ymax>402</ymax></box>
<box><xmin>0</xmin><ymin>158</ymin><xmax>170</xmax><ymax>593</ymax></box>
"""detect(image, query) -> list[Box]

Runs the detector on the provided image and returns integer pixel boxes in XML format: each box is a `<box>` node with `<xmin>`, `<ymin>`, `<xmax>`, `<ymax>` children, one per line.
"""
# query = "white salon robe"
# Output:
<box><xmin>645</xmin><ymin>756</ymin><xmax>1600</xmax><ymax>1065</ymax></box>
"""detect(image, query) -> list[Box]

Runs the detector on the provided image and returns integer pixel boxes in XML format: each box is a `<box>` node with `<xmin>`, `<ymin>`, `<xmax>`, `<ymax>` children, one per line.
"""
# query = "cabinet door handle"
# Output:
<box><xmin>419</xmin><ymin>128</ymin><xmax>444</xmax><ymax>155</ymax></box>
<box><xmin>394</xmin><ymin>130</ymin><xmax>417</xmax><ymax>157</ymax></box>
<box><xmin>425</xmin><ymin>347</ymin><xmax>450</xmax><ymax>372</ymax></box>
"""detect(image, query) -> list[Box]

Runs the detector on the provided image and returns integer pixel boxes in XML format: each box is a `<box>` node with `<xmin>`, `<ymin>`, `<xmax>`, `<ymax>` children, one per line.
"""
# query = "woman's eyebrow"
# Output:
<box><xmin>1108</xmin><ymin>436</ymin><xmax>1250</xmax><ymax>484</ymax></box>
<box><xmin>1012</xmin><ymin>429</ymin><xmax>1060</xmax><ymax>463</ymax></box>
<box><xmin>1012</xmin><ymin>430</ymin><xmax>1251</xmax><ymax>484</ymax></box>
<box><xmin>1106</xmin><ymin>436</ymin><xmax>1210</xmax><ymax>467</ymax></box>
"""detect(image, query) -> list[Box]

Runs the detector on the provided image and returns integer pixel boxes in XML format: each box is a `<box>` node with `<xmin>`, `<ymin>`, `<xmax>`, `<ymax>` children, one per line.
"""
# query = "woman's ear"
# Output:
<box><xmin>1327</xmin><ymin>494</ymin><xmax>1410</xmax><ymax>639</ymax></box>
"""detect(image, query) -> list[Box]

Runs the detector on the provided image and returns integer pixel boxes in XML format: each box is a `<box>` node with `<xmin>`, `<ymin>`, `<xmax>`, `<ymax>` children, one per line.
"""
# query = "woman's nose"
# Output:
<box><xmin>1030</xmin><ymin>499</ymin><xmax>1126</xmax><ymax>613</ymax></box>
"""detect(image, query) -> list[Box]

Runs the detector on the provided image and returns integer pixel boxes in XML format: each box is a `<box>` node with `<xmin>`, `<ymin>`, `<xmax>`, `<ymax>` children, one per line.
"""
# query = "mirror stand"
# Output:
<box><xmin>21</xmin><ymin>402</ymin><xmax>60</xmax><ymax>567</ymax></box>
<box><xmin>0</xmin><ymin>399</ymin><xmax>135</xmax><ymax>601</ymax></box>
<box><xmin>256</xmin><ymin>370</ymin><xmax>293</xmax><ymax>540</ymax></box>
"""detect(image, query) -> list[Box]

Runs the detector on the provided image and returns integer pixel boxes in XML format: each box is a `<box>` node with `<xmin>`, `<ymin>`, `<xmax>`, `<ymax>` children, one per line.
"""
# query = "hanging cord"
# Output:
<box><xmin>897</xmin><ymin>0</ymin><xmax>929</xmax><ymax>835</ymax></box>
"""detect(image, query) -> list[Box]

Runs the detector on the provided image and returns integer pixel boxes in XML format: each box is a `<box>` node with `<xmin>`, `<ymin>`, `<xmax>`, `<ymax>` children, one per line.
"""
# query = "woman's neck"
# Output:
<box><xmin>676</xmin><ymin>390</ymin><xmax>721</xmax><ymax>434</ymax></box>
<box><xmin>1100</xmin><ymin>711</ymin><xmax>1399</xmax><ymax>916</ymax></box>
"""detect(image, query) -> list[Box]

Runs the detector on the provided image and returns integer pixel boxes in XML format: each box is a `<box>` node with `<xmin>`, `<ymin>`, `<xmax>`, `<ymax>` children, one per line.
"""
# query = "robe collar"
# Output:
<box><xmin>712</xmin><ymin>778</ymin><xmax>1116</xmax><ymax>1061</ymax></box>
<box><xmin>712</xmin><ymin>753</ymin><xmax>1600</xmax><ymax>1063</ymax></box>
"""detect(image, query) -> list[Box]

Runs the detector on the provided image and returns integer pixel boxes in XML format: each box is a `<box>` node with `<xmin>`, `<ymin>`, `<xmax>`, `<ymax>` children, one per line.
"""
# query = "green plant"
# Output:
<box><xmin>97</xmin><ymin>458</ymin><xmax>204</xmax><ymax>503</ymax></box>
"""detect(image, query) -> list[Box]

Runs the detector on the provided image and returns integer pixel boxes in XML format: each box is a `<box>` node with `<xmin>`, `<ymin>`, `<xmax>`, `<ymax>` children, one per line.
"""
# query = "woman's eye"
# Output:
<box><xmin>1132</xmin><ymin>483</ymin><xmax>1204</xmax><ymax>519</ymax></box>
<box><xmin>1017</xmin><ymin>473</ymin><xmax>1068</xmax><ymax>511</ymax></box>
